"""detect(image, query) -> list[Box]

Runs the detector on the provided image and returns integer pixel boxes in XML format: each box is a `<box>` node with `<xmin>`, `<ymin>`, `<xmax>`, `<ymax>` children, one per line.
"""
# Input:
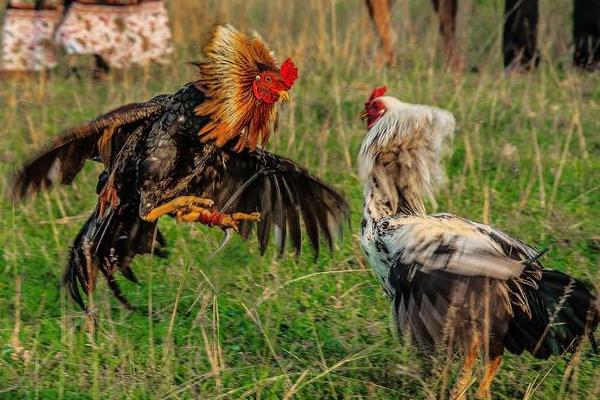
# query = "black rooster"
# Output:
<box><xmin>10</xmin><ymin>26</ymin><xmax>349</xmax><ymax>311</ymax></box>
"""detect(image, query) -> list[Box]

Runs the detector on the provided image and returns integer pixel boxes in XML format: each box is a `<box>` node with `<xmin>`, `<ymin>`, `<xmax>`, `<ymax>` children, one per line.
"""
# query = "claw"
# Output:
<box><xmin>218</xmin><ymin>214</ymin><xmax>240</xmax><ymax>231</ymax></box>
<box><xmin>210</xmin><ymin>228</ymin><xmax>234</xmax><ymax>258</ymax></box>
<box><xmin>145</xmin><ymin>196</ymin><xmax>261</xmax><ymax>233</ymax></box>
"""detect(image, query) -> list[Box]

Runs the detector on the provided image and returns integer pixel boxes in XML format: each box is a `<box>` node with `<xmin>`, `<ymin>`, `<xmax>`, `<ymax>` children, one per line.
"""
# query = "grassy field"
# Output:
<box><xmin>1</xmin><ymin>0</ymin><xmax>600</xmax><ymax>398</ymax></box>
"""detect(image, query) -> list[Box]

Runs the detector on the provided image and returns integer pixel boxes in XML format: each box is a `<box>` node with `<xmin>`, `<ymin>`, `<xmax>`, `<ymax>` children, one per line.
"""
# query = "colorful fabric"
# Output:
<box><xmin>0</xmin><ymin>8</ymin><xmax>61</xmax><ymax>71</ymax></box>
<box><xmin>55</xmin><ymin>1</ymin><xmax>173</xmax><ymax>68</ymax></box>
<box><xmin>7</xmin><ymin>1</ymin><xmax>62</xmax><ymax>10</ymax></box>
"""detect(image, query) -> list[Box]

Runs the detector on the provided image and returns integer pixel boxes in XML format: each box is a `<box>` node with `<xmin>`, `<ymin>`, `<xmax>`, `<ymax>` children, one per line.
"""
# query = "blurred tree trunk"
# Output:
<box><xmin>573</xmin><ymin>0</ymin><xmax>600</xmax><ymax>70</ymax></box>
<box><xmin>365</xmin><ymin>0</ymin><xmax>397</xmax><ymax>67</ymax></box>
<box><xmin>431</xmin><ymin>0</ymin><xmax>465</xmax><ymax>73</ymax></box>
<box><xmin>503</xmin><ymin>0</ymin><xmax>539</xmax><ymax>71</ymax></box>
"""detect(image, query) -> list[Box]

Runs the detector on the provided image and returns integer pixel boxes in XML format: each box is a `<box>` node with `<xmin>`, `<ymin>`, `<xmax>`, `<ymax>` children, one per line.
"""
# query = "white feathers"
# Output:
<box><xmin>381</xmin><ymin>216</ymin><xmax>525</xmax><ymax>281</ymax></box>
<box><xmin>358</xmin><ymin>94</ymin><xmax>531</xmax><ymax>292</ymax></box>
<box><xmin>358</xmin><ymin>96</ymin><xmax>455</xmax><ymax>190</ymax></box>
<box><xmin>357</xmin><ymin>96</ymin><xmax>455</xmax><ymax>222</ymax></box>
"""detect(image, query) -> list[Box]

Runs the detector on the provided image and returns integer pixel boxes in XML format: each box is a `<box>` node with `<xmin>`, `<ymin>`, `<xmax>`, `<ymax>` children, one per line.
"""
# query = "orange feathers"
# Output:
<box><xmin>194</xmin><ymin>25</ymin><xmax>295</xmax><ymax>152</ymax></box>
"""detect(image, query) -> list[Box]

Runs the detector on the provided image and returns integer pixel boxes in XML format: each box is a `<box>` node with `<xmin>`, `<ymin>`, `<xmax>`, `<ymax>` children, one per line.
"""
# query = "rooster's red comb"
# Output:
<box><xmin>368</xmin><ymin>86</ymin><xmax>387</xmax><ymax>103</ymax></box>
<box><xmin>281</xmin><ymin>58</ymin><xmax>299</xmax><ymax>89</ymax></box>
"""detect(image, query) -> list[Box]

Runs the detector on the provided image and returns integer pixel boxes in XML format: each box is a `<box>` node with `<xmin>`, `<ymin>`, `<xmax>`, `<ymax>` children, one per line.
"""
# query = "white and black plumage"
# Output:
<box><xmin>357</xmin><ymin>87</ymin><xmax>599</xmax><ymax>398</ymax></box>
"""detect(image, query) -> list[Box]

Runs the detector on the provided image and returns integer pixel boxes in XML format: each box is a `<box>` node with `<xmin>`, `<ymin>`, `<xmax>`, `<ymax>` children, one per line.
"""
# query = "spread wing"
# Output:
<box><xmin>9</xmin><ymin>94</ymin><xmax>170</xmax><ymax>200</ymax></box>
<box><xmin>206</xmin><ymin>149</ymin><xmax>350</xmax><ymax>256</ymax></box>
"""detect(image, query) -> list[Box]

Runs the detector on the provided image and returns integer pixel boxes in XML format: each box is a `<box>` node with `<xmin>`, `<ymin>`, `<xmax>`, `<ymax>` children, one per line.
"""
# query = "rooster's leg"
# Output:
<box><xmin>142</xmin><ymin>196</ymin><xmax>260</xmax><ymax>231</ymax></box>
<box><xmin>142</xmin><ymin>196</ymin><xmax>215</xmax><ymax>222</ymax></box>
<box><xmin>452</xmin><ymin>342</ymin><xmax>478</xmax><ymax>400</ymax></box>
<box><xmin>177</xmin><ymin>205</ymin><xmax>260</xmax><ymax>231</ymax></box>
<box><xmin>475</xmin><ymin>356</ymin><xmax>501</xmax><ymax>399</ymax></box>
<box><xmin>98</xmin><ymin>173</ymin><xmax>120</xmax><ymax>216</ymax></box>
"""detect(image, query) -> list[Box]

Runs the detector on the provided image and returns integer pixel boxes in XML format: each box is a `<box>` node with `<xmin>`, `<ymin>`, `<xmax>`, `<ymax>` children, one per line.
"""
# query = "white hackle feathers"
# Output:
<box><xmin>358</xmin><ymin>96</ymin><xmax>455</xmax><ymax>215</ymax></box>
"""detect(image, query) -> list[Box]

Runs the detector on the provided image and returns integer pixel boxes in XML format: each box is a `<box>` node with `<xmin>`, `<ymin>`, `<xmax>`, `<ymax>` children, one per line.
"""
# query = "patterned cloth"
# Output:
<box><xmin>0</xmin><ymin>8</ymin><xmax>61</xmax><ymax>71</ymax></box>
<box><xmin>55</xmin><ymin>1</ymin><xmax>173</xmax><ymax>68</ymax></box>
<box><xmin>7</xmin><ymin>1</ymin><xmax>62</xmax><ymax>9</ymax></box>
<box><xmin>1</xmin><ymin>0</ymin><xmax>172</xmax><ymax>71</ymax></box>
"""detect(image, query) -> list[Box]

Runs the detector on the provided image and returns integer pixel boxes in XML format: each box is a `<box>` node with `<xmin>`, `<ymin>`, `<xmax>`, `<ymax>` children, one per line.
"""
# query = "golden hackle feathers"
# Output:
<box><xmin>194</xmin><ymin>25</ymin><xmax>285</xmax><ymax>152</ymax></box>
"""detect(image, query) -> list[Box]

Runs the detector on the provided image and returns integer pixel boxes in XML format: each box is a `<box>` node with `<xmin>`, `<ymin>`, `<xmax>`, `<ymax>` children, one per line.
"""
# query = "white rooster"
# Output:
<box><xmin>358</xmin><ymin>86</ymin><xmax>598</xmax><ymax>399</ymax></box>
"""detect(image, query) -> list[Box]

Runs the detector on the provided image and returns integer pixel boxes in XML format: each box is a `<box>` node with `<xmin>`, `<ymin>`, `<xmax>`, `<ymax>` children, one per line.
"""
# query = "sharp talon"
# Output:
<box><xmin>210</xmin><ymin>228</ymin><xmax>234</xmax><ymax>257</ymax></box>
<box><xmin>145</xmin><ymin>198</ymin><xmax>259</xmax><ymax>232</ymax></box>
<box><xmin>218</xmin><ymin>215</ymin><xmax>239</xmax><ymax>231</ymax></box>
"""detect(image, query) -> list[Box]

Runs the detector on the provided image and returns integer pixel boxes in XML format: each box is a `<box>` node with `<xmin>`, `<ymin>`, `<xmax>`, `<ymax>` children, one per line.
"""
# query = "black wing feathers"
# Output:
<box><xmin>215</xmin><ymin>150</ymin><xmax>349</xmax><ymax>256</ymax></box>
<box><xmin>10</xmin><ymin>95</ymin><xmax>169</xmax><ymax>200</ymax></box>
<box><xmin>65</xmin><ymin>206</ymin><xmax>167</xmax><ymax>311</ymax></box>
<box><xmin>505</xmin><ymin>269</ymin><xmax>599</xmax><ymax>358</ymax></box>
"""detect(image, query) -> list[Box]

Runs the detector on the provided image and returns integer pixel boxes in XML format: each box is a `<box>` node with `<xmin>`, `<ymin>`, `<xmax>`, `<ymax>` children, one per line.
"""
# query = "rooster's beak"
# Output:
<box><xmin>358</xmin><ymin>110</ymin><xmax>368</xmax><ymax>120</ymax></box>
<box><xmin>278</xmin><ymin>90</ymin><xmax>290</xmax><ymax>102</ymax></box>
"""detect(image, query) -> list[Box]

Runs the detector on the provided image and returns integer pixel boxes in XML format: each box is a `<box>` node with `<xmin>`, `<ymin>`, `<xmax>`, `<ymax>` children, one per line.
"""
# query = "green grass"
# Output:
<box><xmin>1</xmin><ymin>0</ymin><xmax>599</xmax><ymax>398</ymax></box>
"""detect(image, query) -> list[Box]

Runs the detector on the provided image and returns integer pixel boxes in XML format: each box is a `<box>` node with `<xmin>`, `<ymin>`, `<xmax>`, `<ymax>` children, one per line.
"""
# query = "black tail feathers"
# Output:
<box><xmin>64</xmin><ymin>205</ymin><xmax>167</xmax><ymax>311</ymax></box>
<box><xmin>505</xmin><ymin>269</ymin><xmax>599</xmax><ymax>359</ymax></box>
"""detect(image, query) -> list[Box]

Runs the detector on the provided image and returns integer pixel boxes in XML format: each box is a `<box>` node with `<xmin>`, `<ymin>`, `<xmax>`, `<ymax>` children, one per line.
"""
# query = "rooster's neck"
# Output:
<box><xmin>361</xmin><ymin>170</ymin><xmax>426</xmax><ymax>226</ymax></box>
<box><xmin>362</xmin><ymin>179</ymin><xmax>394</xmax><ymax>224</ymax></box>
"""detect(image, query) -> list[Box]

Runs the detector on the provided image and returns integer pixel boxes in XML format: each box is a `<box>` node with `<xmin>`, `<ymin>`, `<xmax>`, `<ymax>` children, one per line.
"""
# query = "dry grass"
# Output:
<box><xmin>0</xmin><ymin>0</ymin><xmax>599</xmax><ymax>398</ymax></box>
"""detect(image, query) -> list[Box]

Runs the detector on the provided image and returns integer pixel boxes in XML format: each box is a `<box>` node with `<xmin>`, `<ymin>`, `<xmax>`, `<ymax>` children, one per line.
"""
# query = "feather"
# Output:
<box><xmin>358</xmin><ymin>96</ymin><xmax>454</xmax><ymax>217</ymax></box>
<box><xmin>10</xmin><ymin>96</ymin><xmax>168</xmax><ymax>200</ymax></box>
<box><xmin>193</xmin><ymin>25</ymin><xmax>294</xmax><ymax>152</ymax></box>
<box><xmin>65</xmin><ymin>205</ymin><xmax>166</xmax><ymax>311</ymax></box>
<box><xmin>507</xmin><ymin>269</ymin><xmax>599</xmax><ymax>359</ymax></box>
<box><xmin>270</xmin><ymin>177</ymin><xmax>286</xmax><ymax>255</ymax></box>
<box><xmin>381</xmin><ymin>213</ymin><xmax>598</xmax><ymax>359</ymax></box>
<box><xmin>380</xmin><ymin>215</ymin><xmax>525</xmax><ymax>280</ymax></box>
<box><xmin>359</xmin><ymin>92</ymin><xmax>599</xmax><ymax>369</ymax></box>
<box><xmin>196</xmin><ymin>148</ymin><xmax>349</xmax><ymax>256</ymax></box>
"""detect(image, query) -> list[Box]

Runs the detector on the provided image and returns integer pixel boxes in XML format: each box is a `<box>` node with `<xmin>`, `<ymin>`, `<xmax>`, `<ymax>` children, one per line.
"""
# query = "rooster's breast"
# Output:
<box><xmin>360</xmin><ymin>216</ymin><xmax>395</xmax><ymax>297</ymax></box>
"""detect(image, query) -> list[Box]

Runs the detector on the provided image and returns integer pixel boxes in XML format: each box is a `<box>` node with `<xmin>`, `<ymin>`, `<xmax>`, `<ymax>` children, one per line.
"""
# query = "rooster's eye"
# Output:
<box><xmin>265</xmin><ymin>76</ymin><xmax>272</xmax><ymax>83</ymax></box>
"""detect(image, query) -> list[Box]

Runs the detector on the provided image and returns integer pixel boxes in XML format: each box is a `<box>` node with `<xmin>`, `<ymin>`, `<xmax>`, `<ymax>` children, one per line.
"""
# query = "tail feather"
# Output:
<box><xmin>65</xmin><ymin>205</ymin><xmax>167</xmax><ymax>310</ymax></box>
<box><xmin>64</xmin><ymin>214</ymin><xmax>101</xmax><ymax>310</ymax></box>
<box><xmin>505</xmin><ymin>270</ymin><xmax>599</xmax><ymax>358</ymax></box>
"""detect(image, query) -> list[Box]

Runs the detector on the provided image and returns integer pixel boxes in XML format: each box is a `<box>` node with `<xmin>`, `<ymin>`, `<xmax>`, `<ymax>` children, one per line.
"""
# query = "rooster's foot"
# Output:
<box><xmin>143</xmin><ymin>196</ymin><xmax>214</xmax><ymax>222</ymax></box>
